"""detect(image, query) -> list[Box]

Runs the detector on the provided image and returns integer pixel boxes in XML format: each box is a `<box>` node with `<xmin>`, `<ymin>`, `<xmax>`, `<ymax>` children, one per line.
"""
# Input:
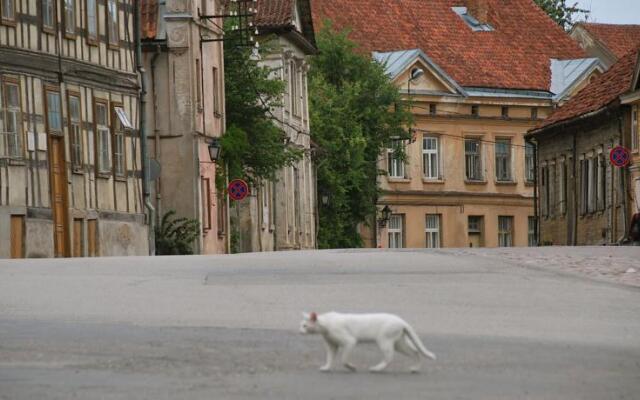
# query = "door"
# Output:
<box><xmin>87</xmin><ymin>220</ymin><xmax>97</xmax><ymax>257</ymax></box>
<box><xmin>10</xmin><ymin>215</ymin><xmax>25</xmax><ymax>258</ymax></box>
<box><xmin>50</xmin><ymin>136</ymin><xmax>70</xmax><ymax>257</ymax></box>
<box><xmin>73</xmin><ymin>219</ymin><xmax>83</xmax><ymax>257</ymax></box>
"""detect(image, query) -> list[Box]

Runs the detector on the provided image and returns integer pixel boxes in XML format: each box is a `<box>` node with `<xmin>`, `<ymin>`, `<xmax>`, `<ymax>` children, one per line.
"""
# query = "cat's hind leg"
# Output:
<box><xmin>369</xmin><ymin>339</ymin><xmax>395</xmax><ymax>372</ymax></box>
<box><xmin>396</xmin><ymin>337</ymin><xmax>422</xmax><ymax>373</ymax></box>
<box><xmin>320</xmin><ymin>341</ymin><xmax>337</xmax><ymax>372</ymax></box>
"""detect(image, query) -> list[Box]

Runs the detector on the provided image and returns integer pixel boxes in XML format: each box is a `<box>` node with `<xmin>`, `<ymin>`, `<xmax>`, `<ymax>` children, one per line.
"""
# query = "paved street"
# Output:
<box><xmin>1</xmin><ymin>247</ymin><xmax>639</xmax><ymax>399</ymax></box>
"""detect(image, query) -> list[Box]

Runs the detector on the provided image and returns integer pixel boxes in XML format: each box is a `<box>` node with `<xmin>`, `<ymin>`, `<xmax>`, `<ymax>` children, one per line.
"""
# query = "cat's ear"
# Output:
<box><xmin>310</xmin><ymin>312</ymin><xmax>317</xmax><ymax>322</ymax></box>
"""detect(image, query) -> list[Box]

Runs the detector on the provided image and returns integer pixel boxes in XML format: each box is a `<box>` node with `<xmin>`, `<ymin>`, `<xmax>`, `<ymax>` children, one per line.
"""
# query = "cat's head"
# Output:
<box><xmin>299</xmin><ymin>312</ymin><xmax>319</xmax><ymax>334</ymax></box>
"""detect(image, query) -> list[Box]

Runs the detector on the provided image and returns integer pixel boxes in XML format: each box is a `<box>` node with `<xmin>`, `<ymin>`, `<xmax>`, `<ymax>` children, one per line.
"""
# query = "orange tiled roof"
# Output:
<box><xmin>255</xmin><ymin>0</ymin><xmax>294</xmax><ymax>29</ymax></box>
<box><xmin>534</xmin><ymin>48</ymin><xmax>639</xmax><ymax>131</ymax></box>
<box><xmin>310</xmin><ymin>0</ymin><xmax>585</xmax><ymax>91</ymax></box>
<box><xmin>579</xmin><ymin>22</ymin><xmax>640</xmax><ymax>59</ymax></box>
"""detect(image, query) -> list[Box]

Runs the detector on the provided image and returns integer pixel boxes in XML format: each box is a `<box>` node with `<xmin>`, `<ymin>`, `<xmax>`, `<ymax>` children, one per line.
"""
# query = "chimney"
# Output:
<box><xmin>466</xmin><ymin>0</ymin><xmax>489</xmax><ymax>24</ymax></box>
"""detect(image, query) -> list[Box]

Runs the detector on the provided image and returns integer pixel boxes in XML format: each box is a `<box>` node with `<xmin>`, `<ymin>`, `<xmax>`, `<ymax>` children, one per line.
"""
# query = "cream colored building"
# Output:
<box><xmin>236</xmin><ymin>0</ymin><xmax>317</xmax><ymax>252</ymax></box>
<box><xmin>371</xmin><ymin>50</ymin><xmax>600</xmax><ymax>249</ymax></box>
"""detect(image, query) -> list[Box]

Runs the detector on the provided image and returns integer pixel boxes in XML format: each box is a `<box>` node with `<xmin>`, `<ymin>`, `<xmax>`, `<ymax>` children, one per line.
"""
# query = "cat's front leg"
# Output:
<box><xmin>320</xmin><ymin>341</ymin><xmax>337</xmax><ymax>372</ymax></box>
<box><xmin>341</xmin><ymin>339</ymin><xmax>357</xmax><ymax>372</ymax></box>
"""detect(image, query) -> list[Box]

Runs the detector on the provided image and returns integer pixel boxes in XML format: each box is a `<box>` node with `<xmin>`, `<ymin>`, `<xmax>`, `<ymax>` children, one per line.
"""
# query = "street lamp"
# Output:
<box><xmin>378</xmin><ymin>205</ymin><xmax>392</xmax><ymax>228</ymax></box>
<box><xmin>208</xmin><ymin>138</ymin><xmax>222</xmax><ymax>162</ymax></box>
<box><xmin>407</xmin><ymin>67</ymin><xmax>424</xmax><ymax>143</ymax></box>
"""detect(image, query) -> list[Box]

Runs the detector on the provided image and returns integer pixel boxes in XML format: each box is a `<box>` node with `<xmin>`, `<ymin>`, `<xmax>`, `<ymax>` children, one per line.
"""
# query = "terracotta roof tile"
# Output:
<box><xmin>310</xmin><ymin>0</ymin><xmax>585</xmax><ymax>91</ymax></box>
<box><xmin>580</xmin><ymin>22</ymin><xmax>640</xmax><ymax>59</ymax></box>
<box><xmin>534</xmin><ymin>48</ymin><xmax>639</xmax><ymax>131</ymax></box>
<box><xmin>141</xmin><ymin>0</ymin><xmax>157</xmax><ymax>40</ymax></box>
<box><xmin>255</xmin><ymin>0</ymin><xmax>294</xmax><ymax>29</ymax></box>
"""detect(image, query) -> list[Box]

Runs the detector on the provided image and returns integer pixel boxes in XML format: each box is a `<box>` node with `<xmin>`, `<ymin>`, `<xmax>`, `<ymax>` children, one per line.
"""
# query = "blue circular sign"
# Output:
<box><xmin>228</xmin><ymin>179</ymin><xmax>249</xmax><ymax>201</ymax></box>
<box><xmin>610</xmin><ymin>146</ymin><xmax>630</xmax><ymax>168</ymax></box>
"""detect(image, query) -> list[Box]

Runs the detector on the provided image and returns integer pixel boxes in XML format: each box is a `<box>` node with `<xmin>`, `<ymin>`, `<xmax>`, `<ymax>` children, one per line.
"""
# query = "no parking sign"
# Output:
<box><xmin>609</xmin><ymin>146</ymin><xmax>631</xmax><ymax>168</ymax></box>
<box><xmin>228</xmin><ymin>179</ymin><xmax>249</xmax><ymax>201</ymax></box>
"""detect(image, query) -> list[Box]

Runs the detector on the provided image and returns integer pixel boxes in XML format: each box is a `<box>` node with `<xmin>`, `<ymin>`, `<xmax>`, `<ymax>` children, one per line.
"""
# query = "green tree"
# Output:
<box><xmin>222</xmin><ymin>30</ymin><xmax>302</xmax><ymax>186</ymax></box>
<box><xmin>310</xmin><ymin>25</ymin><xmax>411</xmax><ymax>248</ymax></box>
<box><xmin>534</xmin><ymin>0</ymin><xmax>589</xmax><ymax>30</ymax></box>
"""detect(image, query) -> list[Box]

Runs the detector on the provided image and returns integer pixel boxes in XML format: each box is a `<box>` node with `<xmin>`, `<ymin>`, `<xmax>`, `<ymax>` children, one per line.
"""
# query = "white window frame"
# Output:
<box><xmin>559</xmin><ymin>159</ymin><xmax>566</xmax><ymax>215</ymax></box>
<box><xmin>528</xmin><ymin>216</ymin><xmax>537</xmax><ymax>247</ymax></box>
<box><xmin>495</xmin><ymin>138</ymin><xmax>512</xmax><ymax>182</ymax></box>
<box><xmin>1</xmin><ymin>81</ymin><xmax>22</xmax><ymax>158</ymax></box>
<box><xmin>2</xmin><ymin>0</ymin><xmax>16</xmax><ymax>22</ymax></box>
<box><xmin>498</xmin><ymin>216</ymin><xmax>513</xmax><ymax>247</ymax></box>
<box><xmin>87</xmin><ymin>0</ymin><xmax>98</xmax><ymax>42</ymax></box>
<box><xmin>64</xmin><ymin>0</ymin><xmax>76</xmax><ymax>35</ymax></box>
<box><xmin>465</xmin><ymin>138</ymin><xmax>483</xmax><ymax>181</ymax></box>
<box><xmin>632</xmin><ymin>106</ymin><xmax>639</xmax><ymax>152</ymax></box>
<box><xmin>42</xmin><ymin>0</ymin><xmax>55</xmax><ymax>31</ymax></box>
<box><xmin>95</xmin><ymin>101</ymin><xmax>111</xmax><ymax>174</ymax></box>
<box><xmin>388</xmin><ymin>139</ymin><xmax>405</xmax><ymax>178</ymax></box>
<box><xmin>548</xmin><ymin>161</ymin><xmax>556</xmax><ymax>217</ymax></box>
<box><xmin>587</xmin><ymin>156</ymin><xmax>595</xmax><ymax>213</ymax></box>
<box><xmin>388</xmin><ymin>214</ymin><xmax>403</xmax><ymax>248</ymax></box>
<box><xmin>525</xmin><ymin>142</ymin><xmax>535</xmax><ymax>183</ymax></box>
<box><xmin>425</xmin><ymin>214</ymin><xmax>441</xmax><ymax>248</ymax></box>
<box><xmin>422</xmin><ymin>135</ymin><xmax>439</xmax><ymax>179</ymax></box>
<box><xmin>68</xmin><ymin>93</ymin><xmax>83</xmax><ymax>170</ymax></box>
<box><xmin>596</xmin><ymin>151</ymin><xmax>606</xmax><ymax>211</ymax></box>
<box><xmin>107</xmin><ymin>0</ymin><xmax>119</xmax><ymax>46</ymax></box>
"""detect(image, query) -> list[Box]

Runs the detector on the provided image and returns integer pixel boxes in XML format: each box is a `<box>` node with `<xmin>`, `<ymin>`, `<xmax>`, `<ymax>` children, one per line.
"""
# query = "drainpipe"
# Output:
<box><xmin>527</xmin><ymin>137</ymin><xmax>539</xmax><ymax>246</ymax></box>
<box><xmin>618</xmin><ymin>111</ymin><xmax>629</xmax><ymax>242</ymax></box>
<box><xmin>571</xmin><ymin>130</ymin><xmax>578</xmax><ymax>245</ymax></box>
<box><xmin>150</xmin><ymin>45</ymin><xmax>162</xmax><ymax>226</ymax></box>
<box><xmin>134</xmin><ymin>0</ymin><xmax>155</xmax><ymax>254</ymax></box>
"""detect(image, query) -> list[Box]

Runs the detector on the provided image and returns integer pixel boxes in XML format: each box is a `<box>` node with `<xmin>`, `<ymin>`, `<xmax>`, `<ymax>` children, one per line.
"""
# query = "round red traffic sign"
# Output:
<box><xmin>610</xmin><ymin>146</ymin><xmax>630</xmax><ymax>168</ymax></box>
<box><xmin>228</xmin><ymin>179</ymin><xmax>249</xmax><ymax>201</ymax></box>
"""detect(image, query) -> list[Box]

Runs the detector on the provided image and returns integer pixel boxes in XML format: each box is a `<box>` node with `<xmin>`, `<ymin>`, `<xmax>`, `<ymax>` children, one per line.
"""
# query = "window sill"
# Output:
<box><xmin>525</xmin><ymin>181</ymin><xmax>535</xmax><ymax>187</ymax></box>
<box><xmin>422</xmin><ymin>178</ymin><xmax>445</xmax><ymax>184</ymax></box>
<box><xmin>464</xmin><ymin>179</ymin><xmax>487</xmax><ymax>185</ymax></box>
<box><xmin>114</xmin><ymin>175</ymin><xmax>127</xmax><ymax>182</ymax></box>
<box><xmin>71</xmin><ymin>168</ymin><xmax>85</xmax><ymax>175</ymax></box>
<box><xmin>96</xmin><ymin>173</ymin><xmax>112</xmax><ymax>180</ymax></box>
<box><xmin>387</xmin><ymin>178</ymin><xmax>411</xmax><ymax>183</ymax></box>
<box><xmin>1</xmin><ymin>18</ymin><xmax>17</xmax><ymax>27</ymax></box>
<box><xmin>5</xmin><ymin>158</ymin><xmax>25</xmax><ymax>166</ymax></box>
<box><xmin>495</xmin><ymin>180</ymin><xmax>517</xmax><ymax>186</ymax></box>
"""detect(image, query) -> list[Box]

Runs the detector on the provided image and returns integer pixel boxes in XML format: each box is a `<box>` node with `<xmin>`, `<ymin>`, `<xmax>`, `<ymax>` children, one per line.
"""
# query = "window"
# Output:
<box><xmin>588</xmin><ymin>157</ymin><xmax>595</xmax><ymax>213</ymax></box>
<box><xmin>501</xmin><ymin>106</ymin><xmax>509</xmax><ymax>119</ymax></box>
<box><xmin>498</xmin><ymin>216</ymin><xmax>513</xmax><ymax>247</ymax></box>
<box><xmin>467</xmin><ymin>216</ymin><xmax>484</xmax><ymax>247</ymax></box>
<box><xmin>64</xmin><ymin>0</ymin><xmax>76</xmax><ymax>35</ymax></box>
<box><xmin>422</xmin><ymin>136</ymin><xmax>439</xmax><ymax>179</ymax></box>
<box><xmin>111</xmin><ymin>105</ymin><xmax>125</xmax><ymax>177</ymax></box>
<box><xmin>1</xmin><ymin>80</ymin><xmax>22</xmax><ymax>158</ymax></box>
<box><xmin>46</xmin><ymin>89</ymin><xmax>62</xmax><ymax>133</ymax></box>
<box><xmin>388</xmin><ymin>139</ymin><xmax>405</xmax><ymax>178</ymax></box>
<box><xmin>465</xmin><ymin>138</ymin><xmax>482</xmax><ymax>181</ymax></box>
<box><xmin>495</xmin><ymin>139</ymin><xmax>512</xmax><ymax>181</ymax></box>
<box><xmin>525</xmin><ymin>142</ymin><xmax>535</xmax><ymax>183</ymax></box>
<box><xmin>580</xmin><ymin>158</ymin><xmax>588</xmax><ymax>215</ymax></box>
<box><xmin>548</xmin><ymin>162</ymin><xmax>556</xmax><ymax>217</ymax></box>
<box><xmin>429</xmin><ymin>104</ymin><xmax>437</xmax><ymax>116</ymax></box>
<box><xmin>68</xmin><ymin>94</ymin><xmax>82</xmax><ymax>170</ymax></box>
<box><xmin>42</xmin><ymin>0</ymin><xmax>55</xmax><ymax>31</ymax></box>
<box><xmin>471</xmin><ymin>105</ymin><xmax>479</xmax><ymax>117</ymax></box>
<box><xmin>217</xmin><ymin>191</ymin><xmax>227</xmax><ymax>236</ymax></box>
<box><xmin>290</xmin><ymin>61</ymin><xmax>299</xmax><ymax>116</ymax></box>
<box><xmin>87</xmin><ymin>0</ymin><xmax>98</xmax><ymax>43</ymax></box>
<box><xmin>531</xmin><ymin>107</ymin><xmax>538</xmax><ymax>120</ymax></box>
<box><xmin>596</xmin><ymin>153</ymin><xmax>606</xmax><ymax>211</ymax></box>
<box><xmin>201</xmin><ymin>177</ymin><xmax>212</xmax><ymax>231</ymax></box>
<box><xmin>632</xmin><ymin>106</ymin><xmax>638</xmax><ymax>152</ymax></box>
<box><xmin>425</xmin><ymin>214</ymin><xmax>441</xmax><ymax>248</ymax></box>
<box><xmin>95</xmin><ymin>101</ymin><xmax>111</xmax><ymax>174</ymax></box>
<box><xmin>541</xmin><ymin>164</ymin><xmax>549</xmax><ymax>217</ymax></box>
<box><xmin>107</xmin><ymin>0</ymin><xmax>119</xmax><ymax>46</ymax></box>
<box><xmin>528</xmin><ymin>216</ymin><xmax>537</xmax><ymax>247</ymax></box>
<box><xmin>195</xmin><ymin>59</ymin><xmax>202</xmax><ymax>112</ymax></box>
<box><xmin>2</xmin><ymin>0</ymin><xmax>15</xmax><ymax>22</ymax></box>
<box><xmin>212</xmin><ymin>67</ymin><xmax>221</xmax><ymax>116</ymax></box>
<box><xmin>388</xmin><ymin>214</ymin><xmax>403</xmax><ymax>248</ymax></box>
<box><xmin>559</xmin><ymin>160</ymin><xmax>567</xmax><ymax>215</ymax></box>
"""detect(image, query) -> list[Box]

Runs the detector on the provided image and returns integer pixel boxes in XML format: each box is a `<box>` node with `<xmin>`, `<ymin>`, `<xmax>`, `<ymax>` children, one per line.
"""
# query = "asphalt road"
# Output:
<box><xmin>1</xmin><ymin>248</ymin><xmax>639</xmax><ymax>399</ymax></box>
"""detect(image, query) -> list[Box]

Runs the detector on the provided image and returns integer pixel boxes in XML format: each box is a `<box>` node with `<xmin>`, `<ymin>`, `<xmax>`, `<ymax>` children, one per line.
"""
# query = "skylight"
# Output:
<box><xmin>452</xmin><ymin>7</ymin><xmax>494</xmax><ymax>32</ymax></box>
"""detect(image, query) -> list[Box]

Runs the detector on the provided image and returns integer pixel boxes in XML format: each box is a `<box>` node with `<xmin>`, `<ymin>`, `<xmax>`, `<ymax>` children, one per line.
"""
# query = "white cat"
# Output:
<box><xmin>300</xmin><ymin>311</ymin><xmax>436</xmax><ymax>372</ymax></box>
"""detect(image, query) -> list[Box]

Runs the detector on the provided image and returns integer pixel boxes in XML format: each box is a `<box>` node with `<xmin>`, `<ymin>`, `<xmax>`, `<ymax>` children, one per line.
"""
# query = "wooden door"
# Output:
<box><xmin>10</xmin><ymin>215</ymin><xmax>25</xmax><ymax>258</ymax></box>
<box><xmin>469</xmin><ymin>233</ymin><xmax>482</xmax><ymax>248</ymax></box>
<box><xmin>50</xmin><ymin>136</ymin><xmax>70</xmax><ymax>257</ymax></box>
<box><xmin>73</xmin><ymin>219</ymin><xmax>83</xmax><ymax>257</ymax></box>
<box><xmin>87</xmin><ymin>220</ymin><xmax>97</xmax><ymax>257</ymax></box>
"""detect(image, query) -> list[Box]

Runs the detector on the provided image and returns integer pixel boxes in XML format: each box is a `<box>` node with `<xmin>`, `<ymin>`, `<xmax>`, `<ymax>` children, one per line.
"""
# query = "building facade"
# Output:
<box><xmin>571</xmin><ymin>23</ymin><xmax>640</xmax><ymax>69</ymax></box>
<box><xmin>0</xmin><ymin>0</ymin><xmax>149</xmax><ymax>258</ymax></box>
<box><xmin>312</xmin><ymin>0</ymin><xmax>593</xmax><ymax>249</ymax></box>
<box><xmin>528</xmin><ymin>49</ymin><xmax>640</xmax><ymax>245</ymax></box>
<box><xmin>141</xmin><ymin>0</ymin><xmax>227</xmax><ymax>254</ymax></box>
<box><xmin>236</xmin><ymin>0</ymin><xmax>317</xmax><ymax>252</ymax></box>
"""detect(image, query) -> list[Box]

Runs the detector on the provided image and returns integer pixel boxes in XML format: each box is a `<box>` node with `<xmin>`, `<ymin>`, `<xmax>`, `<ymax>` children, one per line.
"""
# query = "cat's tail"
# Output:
<box><xmin>403</xmin><ymin>325</ymin><xmax>437</xmax><ymax>360</ymax></box>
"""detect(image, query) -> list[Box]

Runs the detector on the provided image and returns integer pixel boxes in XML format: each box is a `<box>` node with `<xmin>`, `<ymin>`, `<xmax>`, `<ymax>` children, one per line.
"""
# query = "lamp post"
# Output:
<box><xmin>378</xmin><ymin>205</ymin><xmax>392</xmax><ymax>228</ymax></box>
<box><xmin>208</xmin><ymin>138</ymin><xmax>222</xmax><ymax>162</ymax></box>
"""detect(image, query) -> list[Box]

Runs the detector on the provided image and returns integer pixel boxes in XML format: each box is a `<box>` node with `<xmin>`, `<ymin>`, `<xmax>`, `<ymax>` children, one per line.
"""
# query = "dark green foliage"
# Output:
<box><xmin>155</xmin><ymin>210</ymin><xmax>200</xmax><ymax>255</ymax></box>
<box><xmin>534</xmin><ymin>0</ymin><xmax>589</xmax><ymax>30</ymax></box>
<box><xmin>222</xmin><ymin>27</ymin><xmax>302</xmax><ymax>185</ymax></box>
<box><xmin>310</xmin><ymin>24</ymin><xmax>412</xmax><ymax>248</ymax></box>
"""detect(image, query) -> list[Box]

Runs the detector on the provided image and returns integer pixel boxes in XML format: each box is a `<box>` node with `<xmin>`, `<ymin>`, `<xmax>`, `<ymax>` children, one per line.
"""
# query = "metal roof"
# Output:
<box><xmin>550</xmin><ymin>58</ymin><xmax>603</xmax><ymax>101</ymax></box>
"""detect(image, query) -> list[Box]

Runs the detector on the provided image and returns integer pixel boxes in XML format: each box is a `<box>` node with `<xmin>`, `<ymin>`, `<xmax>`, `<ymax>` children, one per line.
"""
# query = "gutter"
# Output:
<box><xmin>527</xmin><ymin>104</ymin><xmax>616</xmax><ymax>137</ymax></box>
<box><xmin>134</xmin><ymin>0</ymin><xmax>156</xmax><ymax>255</ymax></box>
<box><xmin>525</xmin><ymin>136</ymin><xmax>539</xmax><ymax>246</ymax></box>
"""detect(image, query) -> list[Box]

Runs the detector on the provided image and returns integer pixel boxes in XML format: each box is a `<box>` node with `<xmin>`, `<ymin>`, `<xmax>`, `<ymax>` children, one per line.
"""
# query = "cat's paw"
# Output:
<box><xmin>410</xmin><ymin>366</ymin><xmax>421</xmax><ymax>374</ymax></box>
<box><xmin>369</xmin><ymin>364</ymin><xmax>387</xmax><ymax>373</ymax></box>
<box><xmin>319</xmin><ymin>365</ymin><xmax>332</xmax><ymax>372</ymax></box>
<box><xmin>344</xmin><ymin>363</ymin><xmax>357</xmax><ymax>372</ymax></box>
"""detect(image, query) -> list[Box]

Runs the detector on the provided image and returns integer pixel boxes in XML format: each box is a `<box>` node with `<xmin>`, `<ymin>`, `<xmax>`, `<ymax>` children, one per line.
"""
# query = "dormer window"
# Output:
<box><xmin>452</xmin><ymin>7</ymin><xmax>494</xmax><ymax>32</ymax></box>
